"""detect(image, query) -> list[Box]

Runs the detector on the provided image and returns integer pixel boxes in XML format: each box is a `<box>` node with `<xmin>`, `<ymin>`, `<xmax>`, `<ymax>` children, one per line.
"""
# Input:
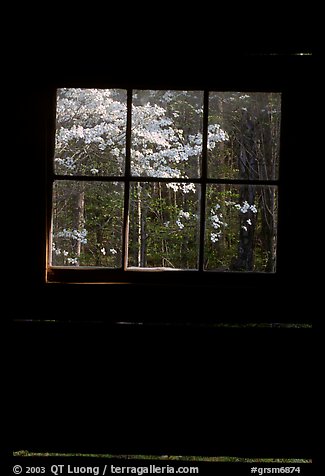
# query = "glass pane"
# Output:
<box><xmin>55</xmin><ymin>88</ymin><xmax>127</xmax><ymax>176</ymax></box>
<box><xmin>51</xmin><ymin>181</ymin><xmax>124</xmax><ymax>267</ymax></box>
<box><xmin>131</xmin><ymin>90</ymin><xmax>203</xmax><ymax>178</ymax></box>
<box><xmin>128</xmin><ymin>182</ymin><xmax>200</xmax><ymax>269</ymax></box>
<box><xmin>208</xmin><ymin>92</ymin><xmax>281</xmax><ymax>180</ymax></box>
<box><xmin>205</xmin><ymin>184</ymin><xmax>278</xmax><ymax>272</ymax></box>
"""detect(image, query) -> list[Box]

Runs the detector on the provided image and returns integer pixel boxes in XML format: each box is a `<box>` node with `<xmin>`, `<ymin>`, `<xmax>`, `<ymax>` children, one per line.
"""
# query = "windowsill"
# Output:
<box><xmin>46</xmin><ymin>265</ymin><xmax>277</xmax><ymax>285</ymax></box>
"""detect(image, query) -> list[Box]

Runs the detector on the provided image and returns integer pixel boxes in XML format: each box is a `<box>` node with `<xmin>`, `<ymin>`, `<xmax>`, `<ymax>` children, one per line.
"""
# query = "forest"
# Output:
<box><xmin>51</xmin><ymin>88</ymin><xmax>281</xmax><ymax>272</ymax></box>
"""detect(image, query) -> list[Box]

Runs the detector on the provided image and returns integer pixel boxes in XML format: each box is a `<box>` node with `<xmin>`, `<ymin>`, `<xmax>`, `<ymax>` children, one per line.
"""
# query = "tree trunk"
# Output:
<box><xmin>130</xmin><ymin>187</ymin><xmax>137</xmax><ymax>266</ymax></box>
<box><xmin>231</xmin><ymin>110</ymin><xmax>257</xmax><ymax>271</ymax></box>
<box><xmin>140</xmin><ymin>201</ymin><xmax>146</xmax><ymax>267</ymax></box>
<box><xmin>232</xmin><ymin>186</ymin><xmax>256</xmax><ymax>271</ymax></box>
<box><xmin>258</xmin><ymin>107</ymin><xmax>278</xmax><ymax>272</ymax></box>
<box><xmin>261</xmin><ymin>187</ymin><xmax>277</xmax><ymax>272</ymax></box>
<box><xmin>137</xmin><ymin>182</ymin><xmax>147</xmax><ymax>267</ymax></box>
<box><xmin>73</xmin><ymin>184</ymin><xmax>85</xmax><ymax>265</ymax></box>
<box><xmin>137</xmin><ymin>183</ymin><xmax>142</xmax><ymax>267</ymax></box>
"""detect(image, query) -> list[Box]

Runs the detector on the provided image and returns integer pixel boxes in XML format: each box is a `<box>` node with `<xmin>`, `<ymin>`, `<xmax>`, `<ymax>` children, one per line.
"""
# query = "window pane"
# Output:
<box><xmin>128</xmin><ymin>182</ymin><xmax>200</xmax><ymax>269</ymax></box>
<box><xmin>131</xmin><ymin>90</ymin><xmax>203</xmax><ymax>178</ymax></box>
<box><xmin>208</xmin><ymin>92</ymin><xmax>281</xmax><ymax>180</ymax></box>
<box><xmin>55</xmin><ymin>88</ymin><xmax>127</xmax><ymax>176</ymax></box>
<box><xmin>205</xmin><ymin>184</ymin><xmax>278</xmax><ymax>272</ymax></box>
<box><xmin>51</xmin><ymin>181</ymin><xmax>124</xmax><ymax>267</ymax></box>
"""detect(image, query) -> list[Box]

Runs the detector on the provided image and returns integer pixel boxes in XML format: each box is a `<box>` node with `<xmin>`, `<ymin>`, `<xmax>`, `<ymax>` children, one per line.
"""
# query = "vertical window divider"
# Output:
<box><xmin>122</xmin><ymin>88</ymin><xmax>132</xmax><ymax>270</ymax></box>
<box><xmin>198</xmin><ymin>90</ymin><xmax>209</xmax><ymax>271</ymax></box>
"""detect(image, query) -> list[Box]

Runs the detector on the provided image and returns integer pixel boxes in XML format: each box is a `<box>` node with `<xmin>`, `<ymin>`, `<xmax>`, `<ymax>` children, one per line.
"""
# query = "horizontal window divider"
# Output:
<box><xmin>52</xmin><ymin>174</ymin><xmax>279</xmax><ymax>186</ymax></box>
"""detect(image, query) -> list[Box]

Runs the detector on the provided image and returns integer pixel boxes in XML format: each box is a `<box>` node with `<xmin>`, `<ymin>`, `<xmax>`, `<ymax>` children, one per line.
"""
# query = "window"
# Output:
<box><xmin>46</xmin><ymin>88</ymin><xmax>281</xmax><ymax>283</ymax></box>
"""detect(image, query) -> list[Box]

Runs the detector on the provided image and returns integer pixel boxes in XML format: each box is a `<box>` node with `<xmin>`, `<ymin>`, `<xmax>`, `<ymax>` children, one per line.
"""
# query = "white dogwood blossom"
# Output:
<box><xmin>209</xmin><ymin>200</ymin><xmax>258</xmax><ymax>244</ymax></box>
<box><xmin>55</xmin><ymin>88</ymin><xmax>228</xmax><ymax>182</ymax></box>
<box><xmin>53</xmin><ymin>88</ymin><xmax>261</xmax><ymax>265</ymax></box>
<box><xmin>56</xmin><ymin>228</ymin><xmax>88</xmax><ymax>244</ymax></box>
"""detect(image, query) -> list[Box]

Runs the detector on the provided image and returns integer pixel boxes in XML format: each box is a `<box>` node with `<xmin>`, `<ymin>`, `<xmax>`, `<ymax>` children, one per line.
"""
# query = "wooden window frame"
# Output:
<box><xmin>46</xmin><ymin>87</ymin><xmax>282</xmax><ymax>285</ymax></box>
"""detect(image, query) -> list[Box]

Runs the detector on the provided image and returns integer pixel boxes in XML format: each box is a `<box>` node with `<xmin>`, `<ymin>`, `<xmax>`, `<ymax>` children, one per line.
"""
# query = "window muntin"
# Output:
<box><xmin>48</xmin><ymin>88</ymin><xmax>281</xmax><ymax>279</ymax></box>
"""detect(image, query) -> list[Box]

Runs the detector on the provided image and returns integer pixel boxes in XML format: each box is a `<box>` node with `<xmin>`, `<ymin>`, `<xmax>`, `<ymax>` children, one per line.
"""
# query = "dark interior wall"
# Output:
<box><xmin>13</xmin><ymin>322</ymin><xmax>312</xmax><ymax>458</ymax></box>
<box><xmin>10</xmin><ymin>53</ymin><xmax>314</xmax><ymax>458</ymax></box>
<box><xmin>14</xmin><ymin>53</ymin><xmax>314</xmax><ymax>324</ymax></box>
